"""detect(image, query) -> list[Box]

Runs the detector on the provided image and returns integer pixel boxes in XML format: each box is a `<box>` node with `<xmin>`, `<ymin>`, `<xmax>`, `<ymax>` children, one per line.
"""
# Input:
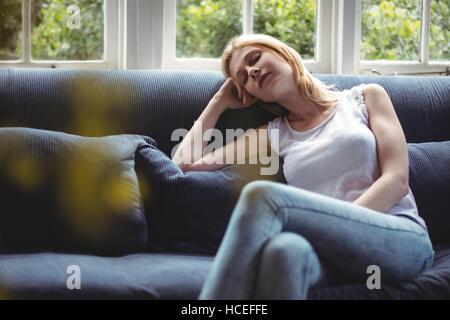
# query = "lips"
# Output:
<box><xmin>258</xmin><ymin>72</ymin><xmax>272</xmax><ymax>88</ymax></box>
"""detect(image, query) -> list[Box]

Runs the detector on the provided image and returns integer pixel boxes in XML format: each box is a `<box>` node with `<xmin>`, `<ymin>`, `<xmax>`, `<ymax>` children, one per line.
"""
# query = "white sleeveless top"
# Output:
<box><xmin>267</xmin><ymin>85</ymin><xmax>426</xmax><ymax>229</ymax></box>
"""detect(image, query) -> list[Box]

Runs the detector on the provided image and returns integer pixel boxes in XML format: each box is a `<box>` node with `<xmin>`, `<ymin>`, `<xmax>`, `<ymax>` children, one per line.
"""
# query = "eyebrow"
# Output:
<box><xmin>235</xmin><ymin>49</ymin><xmax>258</xmax><ymax>82</ymax></box>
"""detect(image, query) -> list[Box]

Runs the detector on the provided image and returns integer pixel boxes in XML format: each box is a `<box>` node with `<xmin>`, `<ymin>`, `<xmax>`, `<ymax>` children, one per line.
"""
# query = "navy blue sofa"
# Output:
<box><xmin>0</xmin><ymin>68</ymin><xmax>449</xmax><ymax>299</ymax></box>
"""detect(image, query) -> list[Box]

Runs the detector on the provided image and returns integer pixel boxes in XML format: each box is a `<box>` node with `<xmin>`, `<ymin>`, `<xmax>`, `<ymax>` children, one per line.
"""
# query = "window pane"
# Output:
<box><xmin>0</xmin><ymin>0</ymin><xmax>22</xmax><ymax>60</ymax></box>
<box><xmin>176</xmin><ymin>0</ymin><xmax>242</xmax><ymax>58</ymax></box>
<box><xmin>429</xmin><ymin>0</ymin><xmax>449</xmax><ymax>61</ymax></box>
<box><xmin>31</xmin><ymin>0</ymin><xmax>104</xmax><ymax>60</ymax></box>
<box><xmin>361</xmin><ymin>0</ymin><xmax>421</xmax><ymax>61</ymax></box>
<box><xmin>253</xmin><ymin>0</ymin><xmax>316</xmax><ymax>60</ymax></box>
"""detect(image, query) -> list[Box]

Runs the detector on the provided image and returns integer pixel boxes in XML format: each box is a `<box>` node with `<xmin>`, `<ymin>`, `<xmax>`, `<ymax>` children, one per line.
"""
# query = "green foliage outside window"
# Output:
<box><xmin>30</xmin><ymin>0</ymin><xmax>104</xmax><ymax>60</ymax></box>
<box><xmin>253</xmin><ymin>0</ymin><xmax>316</xmax><ymax>59</ymax></box>
<box><xmin>361</xmin><ymin>0</ymin><xmax>448</xmax><ymax>60</ymax></box>
<box><xmin>0</xmin><ymin>0</ymin><xmax>448</xmax><ymax>62</ymax></box>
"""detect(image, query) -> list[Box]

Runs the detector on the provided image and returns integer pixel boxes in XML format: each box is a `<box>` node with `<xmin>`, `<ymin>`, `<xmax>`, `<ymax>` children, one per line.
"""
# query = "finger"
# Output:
<box><xmin>236</xmin><ymin>85</ymin><xmax>242</xmax><ymax>100</ymax></box>
<box><xmin>244</xmin><ymin>92</ymin><xmax>253</xmax><ymax>107</ymax></box>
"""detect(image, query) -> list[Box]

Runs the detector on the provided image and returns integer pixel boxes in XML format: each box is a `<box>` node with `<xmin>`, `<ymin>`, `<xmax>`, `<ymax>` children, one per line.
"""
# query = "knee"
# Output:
<box><xmin>234</xmin><ymin>181</ymin><xmax>280</xmax><ymax>223</ymax></box>
<box><xmin>261</xmin><ymin>233</ymin><xmax>316</xmax><ymax>273</ymax></box>
<box><xmin>241</xmin><ymin>180</ymin><xmax>277</xmax><ymax>203</ymax></box>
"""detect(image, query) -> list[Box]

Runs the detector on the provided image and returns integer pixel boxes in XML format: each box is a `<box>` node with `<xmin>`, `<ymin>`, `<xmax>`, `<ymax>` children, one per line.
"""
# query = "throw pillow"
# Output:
<box><xmin>135</xmin><ymin>143</ymin><xmax>286</xmax><ymax>255</ymax></box>
<box><xmin>0</xmin><ymin>127</ymin><xmax>154</xmax><ymax>255</ymax></box>
<box><xmin>407</xmin><ymin>141</ymin><xmax>450</xmax><ymax>246</ymax></box>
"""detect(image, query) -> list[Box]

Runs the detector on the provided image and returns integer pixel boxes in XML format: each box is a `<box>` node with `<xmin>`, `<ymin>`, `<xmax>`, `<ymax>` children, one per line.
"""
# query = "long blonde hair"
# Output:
<box><xmin>222</xmin><ymin>34</ymin><xmax>340</xmax><ymax>116</ymax></box>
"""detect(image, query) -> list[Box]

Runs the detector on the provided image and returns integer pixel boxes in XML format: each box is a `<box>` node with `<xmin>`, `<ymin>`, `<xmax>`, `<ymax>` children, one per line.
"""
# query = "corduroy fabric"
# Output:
<box><xmin>135</xmin><ymin>143</ymin><xmax>286</xmax><ymax>255</ymax></box>
<box><xmin>1</xmin><ymin>69</ymin><xmax>449</xmax><ymax>156</ymax></box>
<box><xmin>0</xmin><ymin>242</ymin><xmax>448</xmax><ymax>300</ymax></box>
<box><xmin>407</xmin><ymin>141</ymin><xmax>450</xmax><ymax>246</ymax></box>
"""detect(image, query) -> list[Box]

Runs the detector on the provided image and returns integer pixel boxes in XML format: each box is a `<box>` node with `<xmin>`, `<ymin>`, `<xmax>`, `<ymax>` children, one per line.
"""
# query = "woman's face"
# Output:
<box><xmin>228</xmin><ymin>45</ymin><xmax>294</xmax><ymax>103</ymax></box>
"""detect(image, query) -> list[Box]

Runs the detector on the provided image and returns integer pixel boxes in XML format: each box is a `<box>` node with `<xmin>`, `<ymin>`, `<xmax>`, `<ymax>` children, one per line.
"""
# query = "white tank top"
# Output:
<box><xmin>267</xmin><ymin>85</ymin><xmax>426</xmax><ymax>229</ymax></box>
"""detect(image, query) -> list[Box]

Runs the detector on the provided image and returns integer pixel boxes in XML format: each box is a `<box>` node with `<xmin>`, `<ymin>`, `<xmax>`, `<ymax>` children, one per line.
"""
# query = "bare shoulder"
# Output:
<box><xmin>360</xmin><ymin>83</ymin><xmax>389</xmax><ymax>100</ymax></box>
<box><xmin>359</xmin><ymin>83</ymin><xmax>396</xmax><ymax>120</ymax></box>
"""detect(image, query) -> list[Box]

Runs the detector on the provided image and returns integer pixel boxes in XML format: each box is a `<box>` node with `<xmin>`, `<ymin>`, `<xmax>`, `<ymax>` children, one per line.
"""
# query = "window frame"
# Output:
<box><xmin>160</xmin><ymin>0</ymin><xmax>449</xmax><ymax>75</ymax></box>
<box><xmin>0</xmin><ymin>0</ymin><xmax>123</xmax><ymax>69</ymax></box>
<box><xmin>162</xmin><ymin>0</ymin><xmax>332</xmax><ymax>73</ymax></box>
<box><xmin>1</xmin><ymin>0</ymin><xmax>448</xmax><ymax>74</ymax></box>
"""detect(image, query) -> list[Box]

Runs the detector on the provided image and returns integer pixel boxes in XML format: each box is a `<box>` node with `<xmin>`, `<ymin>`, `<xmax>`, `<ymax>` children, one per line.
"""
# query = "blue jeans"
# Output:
<box><xmin>199</xmin><ymin>180</ymin><xmax>435</xmax><ymax>300</ymax></box>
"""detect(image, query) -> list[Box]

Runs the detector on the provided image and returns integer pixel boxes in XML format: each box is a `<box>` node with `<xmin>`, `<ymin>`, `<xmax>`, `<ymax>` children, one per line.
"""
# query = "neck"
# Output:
<box><xmin>278</xmin><ymin>89</ymin><xmax>323</xmax><ymax>123</ymax></box>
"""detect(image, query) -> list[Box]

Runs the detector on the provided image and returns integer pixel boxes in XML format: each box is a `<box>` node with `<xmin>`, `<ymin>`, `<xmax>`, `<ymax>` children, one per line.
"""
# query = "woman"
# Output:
<box><xmin>172</xmin><ymin>34</ymin><xmax>434</xmax><ymax>299</ymax></box>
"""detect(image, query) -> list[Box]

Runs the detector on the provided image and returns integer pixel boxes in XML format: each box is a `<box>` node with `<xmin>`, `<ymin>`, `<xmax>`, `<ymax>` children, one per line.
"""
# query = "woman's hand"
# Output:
<box><xmin>212</xmin><ymin>78</ymin><xmax>258</xmax><ymax>110</ymax></box>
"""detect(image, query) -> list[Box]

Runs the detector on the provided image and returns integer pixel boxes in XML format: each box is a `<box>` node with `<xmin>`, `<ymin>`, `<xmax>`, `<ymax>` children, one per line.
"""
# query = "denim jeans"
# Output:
<box><xmin>199</xmin><ymin>180</ymin><xmax>435</xmax><ymax>300</ymax></box>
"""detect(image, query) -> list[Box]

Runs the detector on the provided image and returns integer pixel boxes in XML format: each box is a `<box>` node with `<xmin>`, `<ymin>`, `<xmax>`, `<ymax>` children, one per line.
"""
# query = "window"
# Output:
<box><xmin>31</xmin><ymin>0</ymin><xmax>104</xmax><ymax>61</ymax></box>
<box><xmin>175</xmin><ymin>0</ymin><xmax>316</xmax><ymax>60</ymax></box>
<box><xmin>2</xmin><ymin>0</ymin><xmax>448</xmax><ymax>74</ymax></box>
<box><xmin>176</xmin><ymin>0</ymin><xmax>242</xmax><ymax>59</ymax></box>
<box><xmin>165</xmin><ymin>0</ymin><xmax>326</xmax><ymax>72</ymax></box>
<box><xmin>429</xmin><ymin>0</ymin><xmax>449</xmax><ymax>61</ymax></box>
<box><xmin>359</xmin><ymin>0</ymin><xmax>450</xmax><ymax>75</ymax></box>
<box><xmin>0</xmin><ymin>0</ymin><xmax>122</xmax><ymax>69</ymax></box>
<box><xmin>0</xmin><ymin>0</ymin><xmax>22</xmax><ymax>60</ymax></box>
<box><xmin>163</xmin><ymin>0</ymin><xmax>448</xmax><ymax>75</ymax></box>
<box><xmin>361</xmin><ymin>0</ymin><xmax>422</xmax><ymax>61</ymax></box>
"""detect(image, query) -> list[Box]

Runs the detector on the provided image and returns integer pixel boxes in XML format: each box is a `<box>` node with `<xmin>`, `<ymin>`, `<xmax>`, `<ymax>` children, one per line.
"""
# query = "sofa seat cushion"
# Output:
<box><xmin>0</xmin><ymin>128</ymin><xmax>153</xmax><ymax>255</ymax></box>
<box><xmin>0</xmin><ymin>252</ymin><xmax>214</xmax><ymax>299</ymax></box>
<box><xmin>307</xmin><ymin>241</ymin><xmax>450</xmax><ymax>299</ymax></box>
<box><xmin>1</xmin><ymin>242</ymin><xmax>449</xmax><ymax>299</ymax></box>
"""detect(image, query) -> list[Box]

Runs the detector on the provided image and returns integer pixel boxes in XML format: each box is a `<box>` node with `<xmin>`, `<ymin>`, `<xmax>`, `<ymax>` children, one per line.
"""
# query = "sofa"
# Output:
<box><xmin>0</xmin><ymin>68</ymin><xmax>449</xmax><ymax>299</ymax></box>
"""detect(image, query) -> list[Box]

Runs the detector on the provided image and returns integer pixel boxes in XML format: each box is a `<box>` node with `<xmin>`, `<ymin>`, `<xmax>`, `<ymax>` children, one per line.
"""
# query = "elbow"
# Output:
<box><xmin>395</xmin><ymin>174</ymin><xmax>409</xmax><ymax>197</ymax></box>
<box><xmin>401</xmin><ymin>180</ymin><xmax>409</xmax><ymax>197</ymax></box>
<box><xmin>384</xmin><ymin>172</ymin><xmax>409</xmax><ymax>197</ymax></box>
<box><xmin>171</xmin><ymin>158</ymin><xmax>190</xmax><ymax>173</ymax></box>
<box><xmin>172</xmin><ymin>153</ymin><xmax>196</xmax><ymax>173</ymax></box>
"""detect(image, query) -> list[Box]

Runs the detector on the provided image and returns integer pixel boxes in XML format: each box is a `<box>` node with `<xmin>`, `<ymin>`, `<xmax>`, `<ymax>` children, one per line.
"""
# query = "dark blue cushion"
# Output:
<box><xmin>135</xmin><ymin>143</ymin><xmax>286</xmax><ymax>255</ymax></box>
<box><xmin>0</xmin><ymin>127</ymin><xmax>153</xmax><ymax>255</ymax></box>
<box><xmin>407</xmin><ymin>141</ymin><xmax>450</xmax><ymax>246</ymax></box>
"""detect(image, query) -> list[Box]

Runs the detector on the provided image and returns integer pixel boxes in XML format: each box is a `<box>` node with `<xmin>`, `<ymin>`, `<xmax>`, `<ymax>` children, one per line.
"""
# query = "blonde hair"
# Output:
<box><xmin>222</xmin><ymin>34</ymin><xmax>340</xmax><ymax>116</ymax></box>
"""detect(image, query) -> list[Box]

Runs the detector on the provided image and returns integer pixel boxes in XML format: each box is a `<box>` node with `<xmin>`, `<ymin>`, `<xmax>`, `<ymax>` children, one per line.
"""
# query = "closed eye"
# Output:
<box><xmin>242</xmin><ymin>51</ymin><xmax>261</xmax><ymax>85</ymax></box>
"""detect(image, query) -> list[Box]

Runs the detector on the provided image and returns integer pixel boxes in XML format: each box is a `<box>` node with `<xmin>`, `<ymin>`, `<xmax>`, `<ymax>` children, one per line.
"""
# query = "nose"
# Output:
<box><xmin>248</xmin><ymin>67</ymin><xmax>259</xmax><ymax>80</ymax></box>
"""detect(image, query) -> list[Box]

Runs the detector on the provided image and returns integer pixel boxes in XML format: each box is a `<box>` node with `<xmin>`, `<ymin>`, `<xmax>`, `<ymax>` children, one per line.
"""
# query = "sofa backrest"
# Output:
<box><xmin>0</xmin><ymin>69</ymin><xmax>449</xmax><ymax>157</ymax></box>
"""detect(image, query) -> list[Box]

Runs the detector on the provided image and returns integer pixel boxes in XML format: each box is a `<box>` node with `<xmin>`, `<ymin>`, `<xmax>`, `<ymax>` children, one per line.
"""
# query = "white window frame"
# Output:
<box><xmin>1</xmin><ymin>0</ymin><xmax>448</xmax><ymax>74</ymax></box>
<box><xmin>0</xmin><ymin>0</ymin><xmax>124</xmax><ymax>69</ymax></box>
<box><xmin>161</xmin><ymin>0</ymin><xmax>333</xmax><ymax>73</ymax></box>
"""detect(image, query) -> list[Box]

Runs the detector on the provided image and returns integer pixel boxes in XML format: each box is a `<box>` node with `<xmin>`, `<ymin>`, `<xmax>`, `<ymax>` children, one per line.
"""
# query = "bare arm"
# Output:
<box><xmin>171</xmin><ymin>97</ymin><xmax>227</xmax><ymax>171</ymax></box>
<box><xmin>185</xmin><ymin>123</ymin><xmax>271</xmax><ymax>172</ymax></box>
<box><xmin>353</xmin><ymin>84</ymin><xmax>409</xmax><ymax>213</ymax></box>
<box><xmin>172</xmin><ymin>78</ymin><xmax>258</xmax><ymax>172</ymax></box>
